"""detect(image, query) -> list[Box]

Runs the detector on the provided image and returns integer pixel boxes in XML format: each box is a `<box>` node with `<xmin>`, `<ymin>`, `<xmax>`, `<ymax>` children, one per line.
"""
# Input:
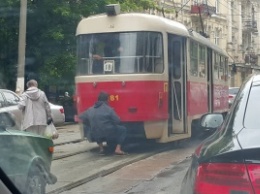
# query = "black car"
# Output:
<box><xmin>181</xmin><ymin>73</ymin><xmax>260</xmax><ymax>194</ymax></box>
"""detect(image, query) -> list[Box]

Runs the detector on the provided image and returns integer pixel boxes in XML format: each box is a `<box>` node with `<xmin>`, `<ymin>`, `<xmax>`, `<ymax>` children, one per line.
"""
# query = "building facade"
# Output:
<box><xmin>155</xmin><ymin>0</ymin><xmax>260</xmax><ymax>87</ymax></box>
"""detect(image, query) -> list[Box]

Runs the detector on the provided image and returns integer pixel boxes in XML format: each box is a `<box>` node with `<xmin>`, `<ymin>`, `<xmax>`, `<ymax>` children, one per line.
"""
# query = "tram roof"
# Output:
<box><xmin>77</xmin><ymin>13</ymin><xmax>227</xmax><ymax>56</ymax></box>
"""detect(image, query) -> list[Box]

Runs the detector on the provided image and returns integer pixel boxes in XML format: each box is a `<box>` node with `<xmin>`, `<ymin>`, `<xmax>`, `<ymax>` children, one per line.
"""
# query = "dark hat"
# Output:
<box><xmin>98</xmin><ymin>91</ymin><xmax>109</xmax><ymax>102</ymax></box>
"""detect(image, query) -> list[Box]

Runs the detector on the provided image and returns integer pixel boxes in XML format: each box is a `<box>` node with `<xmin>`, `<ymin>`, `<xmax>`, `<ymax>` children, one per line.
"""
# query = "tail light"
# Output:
<box><xmin>229</xmin><ymin>95</ymin><xmax>234</xmax><ymax>99</ymax></box>
<box><xmin>48</xmin><ymin>146</ymin><xmax>54</xmax><ymax>153</ymax></box>
<box><xmin>60</xmin><ymin>108</ymin><xmax>64</xmax><ymax>114</ymax></box>
<box><xmin>247</xmin><ymin>164</ymin><xmax>260</xmax><ymax>193</ymax></box>
<box><xmin>74</xmin><ymin>115</ymin><xmax>79</xmax><ymax>122</ymax></box>
<box><xmin>195</xmin><ymin>163</ymin><xmax>254</xmax><ymax>194</ymax></box>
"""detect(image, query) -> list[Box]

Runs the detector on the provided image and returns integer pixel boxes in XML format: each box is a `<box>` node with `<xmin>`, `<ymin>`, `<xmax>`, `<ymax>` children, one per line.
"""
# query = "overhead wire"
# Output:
<box><xmin>175</xmin><ymin>0</ymin><xmax>192</xmax><ymax>17</ymax></box>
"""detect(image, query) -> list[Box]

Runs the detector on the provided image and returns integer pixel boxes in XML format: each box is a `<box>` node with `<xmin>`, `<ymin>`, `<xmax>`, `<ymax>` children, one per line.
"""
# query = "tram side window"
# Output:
<box><xmin>142</xmin><ymin>33</ymin><xmax>163</xmax><ymax>73</ymax></box>
<box><xmin>190</xmin><ymin>41</ymin><xmax>198</xmax><ymax>77</ymax></box>
<box><xmin>214</xmin><ymin>53</ymin><xmax>220</xmax><ymax>80</ymax></box>
<box><xmin>219</xmin><ymin>56</ymin><xmax>225</xmax><ymax>80</ymax></box>
<box><xmin>77</xmin><ymin>35</ymin><xmax>90</xmax><ymax>75</ymax></box>
<box><xmin>199</xmin><ymin>45</ymin><xmax>206</xmax><ymax>78</ymax></box>
<box><xmin>154</xmin><ymin>35</ymin><xmax>164</xmax><ymax>73</ymax></box>
<box><xmin>225</xmin><ymin>58</ymin><xmax>228</xmax><ymax>80</ymax></box>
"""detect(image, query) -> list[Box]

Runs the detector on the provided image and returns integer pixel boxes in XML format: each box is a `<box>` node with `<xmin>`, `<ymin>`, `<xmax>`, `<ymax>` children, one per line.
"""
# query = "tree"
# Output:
<box><xmin>25</xmin><ymin>0</ymin><xmax>111</xmax><ymax>93</ymax></box>
<box><xmin>0</xmin><ymin>0</ymin><xmax>20</xmax><ymax>89</ymax></box>
<box><xmin>0</xmin><ymin>0</ymin><xmax>157</xmax><ymax>93</ymax></box>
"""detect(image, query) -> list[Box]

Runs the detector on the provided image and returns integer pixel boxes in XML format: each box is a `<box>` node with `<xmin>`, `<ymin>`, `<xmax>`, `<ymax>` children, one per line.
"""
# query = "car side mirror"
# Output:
<box><xmin>200</xmin><ymin>113</ymin><xmax>224</xmax><ymax>130</ymax></box>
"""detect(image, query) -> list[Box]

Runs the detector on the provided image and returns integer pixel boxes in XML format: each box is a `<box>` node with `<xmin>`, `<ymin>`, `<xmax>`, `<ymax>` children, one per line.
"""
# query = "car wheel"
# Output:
<box><xmin>25</xmin><ymin>167</ymin><xmax>46</xmax><ymax>194</ymax></box>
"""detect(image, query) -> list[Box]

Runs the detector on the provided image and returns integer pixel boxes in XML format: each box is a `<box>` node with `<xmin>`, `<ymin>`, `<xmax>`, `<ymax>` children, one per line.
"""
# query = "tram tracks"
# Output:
<box><xmin>47</xmin><ymin>140</ymin><xmax>180</xmax><ymax>194</ymax></box>
<box><xmin>49</xmin><ymin>122</ymin><xmax>201</xmax><ymax>194</ymax></box>
<box><xmin>53</xmin><ymin>139</ymin><xmax>87</xmax><ymax>160</ymax></box>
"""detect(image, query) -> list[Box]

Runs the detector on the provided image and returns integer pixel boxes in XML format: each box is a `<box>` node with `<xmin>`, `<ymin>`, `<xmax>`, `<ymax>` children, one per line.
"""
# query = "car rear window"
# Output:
<box><xmin>244</xmin><ymin>84</ymin><xmax>260</xmax><ymax>129</ymax></box>
<box><xmin>229</xmin><ymin>87</ymin><xmax>239</xmax><ymax>95</ymax></box>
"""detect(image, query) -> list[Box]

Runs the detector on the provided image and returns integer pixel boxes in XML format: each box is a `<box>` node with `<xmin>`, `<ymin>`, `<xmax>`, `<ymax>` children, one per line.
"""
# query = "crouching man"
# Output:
<box><xmin>79</xmin><ymin>91</ymin><xmax>127</xmax><ymax>155</ymax></box>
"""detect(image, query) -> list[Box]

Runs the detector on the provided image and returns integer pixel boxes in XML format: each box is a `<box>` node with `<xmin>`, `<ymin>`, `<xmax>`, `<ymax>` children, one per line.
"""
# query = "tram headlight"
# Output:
<box><xmin>105</xmin><ymin>4</ymin><xmax>120</xmax><ymax>16</ymax></box>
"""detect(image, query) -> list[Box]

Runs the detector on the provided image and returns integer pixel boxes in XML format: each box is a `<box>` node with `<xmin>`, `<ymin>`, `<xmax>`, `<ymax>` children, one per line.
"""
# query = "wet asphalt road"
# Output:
<box><xmin>47</xmin><ymin>124</ymin><xmax>200</xmax><ymax>194</ymax></box>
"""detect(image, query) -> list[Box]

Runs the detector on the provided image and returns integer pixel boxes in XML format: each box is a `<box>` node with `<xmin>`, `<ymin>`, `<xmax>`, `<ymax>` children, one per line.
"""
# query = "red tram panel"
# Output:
<box><xmin>76</xmin><ymin>80</ymin><xmax>168</xmax><ymax>121</ymax></box>
<box><xmin>187</xmin><ymin>81</ymin><xmax>208</xmax><ymax>116</ymax></box>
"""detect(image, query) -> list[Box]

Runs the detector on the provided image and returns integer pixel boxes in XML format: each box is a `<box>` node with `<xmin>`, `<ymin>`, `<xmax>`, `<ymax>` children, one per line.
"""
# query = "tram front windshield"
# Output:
<box><xmin>76</xmin><ymin>32</ymin><xmax>163</xmax><ymax>75</ymax></box>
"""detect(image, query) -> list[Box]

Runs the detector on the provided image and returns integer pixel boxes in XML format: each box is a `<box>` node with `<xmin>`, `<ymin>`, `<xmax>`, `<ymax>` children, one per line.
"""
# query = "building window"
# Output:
<box><xmin>215</xmin><ymin>0</ymin><xmax>220</xmax><ymax>13</ymax></box>
<box><xmin>231</xmin><ymin>2</ymin><xmax>235</xmax><ymax>22</ymax></box>
<box><xmin>214</xmin><ymin>30</ymin><xmax>220</xmax><ymax>45</ymax></box>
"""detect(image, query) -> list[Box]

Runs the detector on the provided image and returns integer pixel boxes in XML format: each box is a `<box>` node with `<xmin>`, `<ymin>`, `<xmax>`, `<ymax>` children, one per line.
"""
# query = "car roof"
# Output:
<box><xmin>0</xmin><ymin>89</ymin><xmax>17</xmax><ymax>94</ymax></box>
<box><xmin>228</xmin><ymin>73</ymin><xmax>260</xmax><ymax>134</ymax></box>
<box><xmin>252</xmin><ymin>73</ymin><xmax>260</xmax><ymax>85</ymax></box>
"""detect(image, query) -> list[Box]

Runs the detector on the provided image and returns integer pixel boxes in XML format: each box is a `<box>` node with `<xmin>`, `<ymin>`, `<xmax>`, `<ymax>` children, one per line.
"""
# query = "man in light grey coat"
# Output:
<box><xmin>18</xmin><ymin>79</ymin><xmax>52</xmax><ymax>135</ymax></box>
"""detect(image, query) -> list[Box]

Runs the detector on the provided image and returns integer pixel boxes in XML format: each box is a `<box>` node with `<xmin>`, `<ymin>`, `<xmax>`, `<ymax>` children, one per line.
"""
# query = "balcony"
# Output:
<box><xmin>245</xmin><ymin>53</ymin><xmax>258</xmax><ymax>65</ymax></box>
<box><xmin>243</xmin><ymin>20</ymin><xmax>258</xmax><ymax>33</ymax></box>
<box><xmin>190</xmin><ymin>4</ymin><xmax>216</xmax><ymax>16</ymax></box>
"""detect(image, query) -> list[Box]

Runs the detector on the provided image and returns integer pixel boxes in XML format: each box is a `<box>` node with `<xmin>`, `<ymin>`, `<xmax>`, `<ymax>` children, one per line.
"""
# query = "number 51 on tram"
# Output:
<box><xmin>75</xmin><ymin>4</ymin><xmax>229</xmax><ymax>143</ymax></box>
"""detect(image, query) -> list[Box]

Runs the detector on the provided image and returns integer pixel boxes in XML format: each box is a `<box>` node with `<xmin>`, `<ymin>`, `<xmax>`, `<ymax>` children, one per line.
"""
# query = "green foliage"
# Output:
<box><xmin>0</xmin><ymin>0</ymin><xmax>157</xmax><ymax>92</ymax></box>
<box><xmin>0</xmin><ymin>0</ymin><xmax>20</xmax><ymax>89</ymax></box>
<box><xmin>107</xmin><ymin>0</ymin><xmax>156</xmax><ymax>12</ymax></box>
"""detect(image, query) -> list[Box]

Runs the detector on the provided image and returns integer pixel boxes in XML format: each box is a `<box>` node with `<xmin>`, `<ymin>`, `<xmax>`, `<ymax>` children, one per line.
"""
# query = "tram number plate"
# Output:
<box><xmin>103</xmin><ymin>60</ymin><xmax>114</xmax><ymax>72</ymax></box>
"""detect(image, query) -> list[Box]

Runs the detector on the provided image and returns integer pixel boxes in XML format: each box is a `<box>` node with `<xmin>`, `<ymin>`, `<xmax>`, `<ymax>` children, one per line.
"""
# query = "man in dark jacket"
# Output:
<box><xmin>79</xmin><ymin>92</ymin><xmax>127</xmax><ymax>155</ymax></box>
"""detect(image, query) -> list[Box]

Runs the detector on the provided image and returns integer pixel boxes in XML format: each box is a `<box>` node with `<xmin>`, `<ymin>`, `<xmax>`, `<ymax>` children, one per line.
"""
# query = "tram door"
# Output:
<box><xmin>167</xmin><ymin>34</ymin><xmax>187</xmax><ymax>135</ymax></box>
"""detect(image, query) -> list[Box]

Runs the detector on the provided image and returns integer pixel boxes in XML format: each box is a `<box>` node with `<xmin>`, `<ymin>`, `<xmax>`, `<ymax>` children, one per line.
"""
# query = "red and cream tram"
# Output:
<box><xmin>75</xmin><ymin>4</ymin><xmax>229</xmax><ymax>143</ymax></box>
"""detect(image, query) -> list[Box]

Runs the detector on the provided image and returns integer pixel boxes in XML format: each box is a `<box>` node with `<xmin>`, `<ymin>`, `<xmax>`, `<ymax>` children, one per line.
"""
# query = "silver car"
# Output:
<box><xmin>0</xmin><ymin>89</ymin><xmax>65</xmax><ymax>127</ymax></box>
<box><xmin>49</xmin><ymin>102</ymin><xmax>65</xmax><ymax>125</ymax></box>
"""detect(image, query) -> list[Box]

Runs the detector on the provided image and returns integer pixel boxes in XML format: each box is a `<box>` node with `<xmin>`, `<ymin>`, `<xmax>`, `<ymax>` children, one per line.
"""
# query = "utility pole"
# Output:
<box><xmin>16</xmin><ymin>0</ymin><xmax>27</xmax><ymax>94</ymax></box>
